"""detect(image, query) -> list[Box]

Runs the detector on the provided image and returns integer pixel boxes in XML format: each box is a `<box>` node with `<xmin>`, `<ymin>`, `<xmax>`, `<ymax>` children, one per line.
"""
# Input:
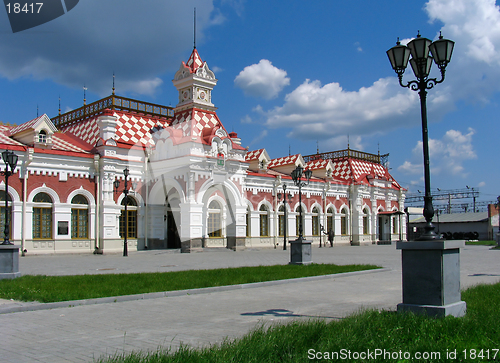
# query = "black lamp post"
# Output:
<box><xmin>496</xmin><ymin>196</ymin><xmax>500</xmax><ymax>247</ymax></box>
<box><xmin>387</xmin><ymin>32</ymin><xmax>454</xmax><ymax>240</ymax></box>
<box><xmin>1</xmin><ymin>150</ymin><xmax>18</xmax><ymax>245</ymax></box>
<box><xmin>277</xmin><ymin>184</ymin><xmax>292</xmax><ymax>250</ymax></box>
<box><xmin>114</xmin><ymin>167</ymin><xmax>130</xmax><ymax>256</ymax></box>
<box><xmin>291</xmin><ymin>166</ymin><xmax>312</xmax><ymax>241</ymax></box>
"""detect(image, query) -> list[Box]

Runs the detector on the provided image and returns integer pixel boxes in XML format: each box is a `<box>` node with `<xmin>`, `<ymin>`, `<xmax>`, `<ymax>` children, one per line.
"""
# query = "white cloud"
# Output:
<box><xmin>0</xmin><ymin>0</ymin><xmax>218</xmax><ymax>96</ymax></box>
<box><xmin>241</xmin><ymin>115</ymin><xmax>253</xmax><ymax>124</ymax></box>
<box><xmin>249</xmin><ymin>129</ymin><xmax>268</xmax><ymax>146</ymax></box>
<box><xmin>398</xmin><ymin>128</ymin><xmax>477</xmax><ymax>177</ymax></box>
<box><xmin>234</xmin><ymin>59</ymin><xmax>290</xmax><ymax>100</ymax></box>
<box><xmin>266</xmin><ymin>77</ymin><xmax>418</xmax><ymax>140</ymax></box>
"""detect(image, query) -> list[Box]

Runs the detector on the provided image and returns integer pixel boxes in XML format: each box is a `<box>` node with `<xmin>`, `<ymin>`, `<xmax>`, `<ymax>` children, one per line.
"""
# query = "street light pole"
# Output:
<box><xmin>291</xmin><ymin>166</ymin><xmax>312</xmax><ymax>241</ymax></box>
<box><xmin>277</xmin><ymin>184</ymin><xmax>292</xmax><ymax>250</ymax></box>
<box><xmin>114</xmin><ymin>167</ymin><xmax>130</xmax><ymax>256</ymax></box>
<box><xmin>1</xmin><ymin>150</ymin><xmax>18</xmax><ymax>245</ymax></box>
<box><xmin>496</xmin><ymin>196</ymin><xmax>500</xmax><ymax>247</ymax></box>
<box><xmin>387</xmin><ymin>32</ymin><xmax>454</xmax><ymax>240</ymax></box>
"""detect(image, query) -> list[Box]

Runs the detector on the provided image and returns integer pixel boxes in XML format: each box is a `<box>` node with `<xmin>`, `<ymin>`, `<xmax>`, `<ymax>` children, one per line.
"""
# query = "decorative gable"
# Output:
<box><xmin>245</xmin><ymin>149</ymin><xmax>271</xmax><ymax>172</ymax></box>
<box><xmin>268</xmin><ymin>154</ymin><xmax>304</xmax><ymax>175</ymax></box>
<box><xmin>9</xmin><ymin>114</ymin><xmax>57</xmax><ymax>148</ymax></box>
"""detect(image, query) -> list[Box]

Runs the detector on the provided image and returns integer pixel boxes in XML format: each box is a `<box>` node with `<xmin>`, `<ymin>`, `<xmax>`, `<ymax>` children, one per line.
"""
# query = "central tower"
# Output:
<box><xmin>172</xmin><ymin>47</ymin><xmax>218</xmax><ymax>112</ymax></box>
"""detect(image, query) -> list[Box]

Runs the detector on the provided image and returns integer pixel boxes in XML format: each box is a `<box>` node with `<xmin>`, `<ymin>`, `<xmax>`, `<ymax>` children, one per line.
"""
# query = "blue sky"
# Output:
<box><xmin>0</xmin><ymin>0</ymin><xmax>498</xmax><ymax>207</ymax></box>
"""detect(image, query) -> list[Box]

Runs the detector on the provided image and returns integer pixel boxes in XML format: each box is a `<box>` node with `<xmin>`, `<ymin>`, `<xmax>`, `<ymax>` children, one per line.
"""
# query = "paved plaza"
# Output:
<box><xmin>0</xmin><ymin>244</ymin><xmax>499</xmax><ymax>362</ymax></box>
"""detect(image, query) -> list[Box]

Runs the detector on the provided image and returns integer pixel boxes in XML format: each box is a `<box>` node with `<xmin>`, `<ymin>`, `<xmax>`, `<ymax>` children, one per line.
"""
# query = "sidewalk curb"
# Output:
<box><xmin>0</xmin><ymin>268</ymin><xmax>391</xmax><ymax>314</ymax></box>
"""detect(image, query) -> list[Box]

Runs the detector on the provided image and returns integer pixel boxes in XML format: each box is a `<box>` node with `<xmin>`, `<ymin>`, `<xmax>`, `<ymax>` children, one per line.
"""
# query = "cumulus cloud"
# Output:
<box><xmin>266</xmin><ymin>77</ymin><xmax>418</xmax><ymax>139</ymax></box>
<box><xmin>234</xmin><ymin>59</ymin><xmax>290</xmax><ymax>100</ymax></box>
<box><xmin>398</xmin><ymin>128</ymin><xmax>477</xmax><ymax>177</ymax></box>
<box><xmin>0</xmin><ymin>0</ymin><xmax>218</xmax><ymax>96</ymax></box>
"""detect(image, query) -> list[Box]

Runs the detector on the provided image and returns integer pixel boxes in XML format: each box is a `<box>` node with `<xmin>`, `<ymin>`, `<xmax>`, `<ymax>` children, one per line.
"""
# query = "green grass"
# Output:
<box><xmin>465</xmin><ymin>240</ymin><xmax>498</xmax><ymax>246</ymax></box>
<box><xmin>0</xmin><ymin>263</ymin><xmax>379</xmax><ymax>303</ymax></box>
<box><xmin>96</xmin><ymin>282</ymin><xmax>500</xmax><ymax>363</ymax></box>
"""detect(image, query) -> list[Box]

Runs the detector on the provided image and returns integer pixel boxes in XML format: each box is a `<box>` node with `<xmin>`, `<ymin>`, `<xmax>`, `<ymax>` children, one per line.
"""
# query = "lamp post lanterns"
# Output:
<box><xmin>289</xmin><ymin>165</ymin><xmax>313</xmax><ymax>265</ymax></box>
<box><xmin>114</xmin><ymin>167</ymin><xmax>130</xmax><ymax>256</ymax></box>
<box><xmin>387</xmin><ymin>32</ymin><xmax>454</xmax><ymax>240</ymax></box>
<box><xmin>277</xmin><ymin>184</ymin><xmax>292</xmax><ymax>250</ymax></box>
<box><xmin>1</xmin><ymin>150</ymin><xmax>18</xmax><ymax>245</ymax></box>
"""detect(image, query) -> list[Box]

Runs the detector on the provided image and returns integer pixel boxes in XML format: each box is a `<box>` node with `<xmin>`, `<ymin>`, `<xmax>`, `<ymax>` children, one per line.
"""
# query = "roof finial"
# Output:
<box><xmin>112</xmin><ymin>72</ymin><xmax>115</xmax><ymax>95</ymax></box>
<box><xmin>194</xmin><ymin>7</ymin><xmax>197</xmax><ymax>49</ymax></box>
<box><xmin>347</xmin><ymin>134</ymin><xmax>350</xmax><ymax>150</ymax></box>
<box><xmin>37</xmin><ymin>104</ymin><xmax>39</xmax><ymax>117</ymax></box>
<box><xmin>289</xmin><ymin>144</ymin><xmax>291</xmax><ymax>156</ymax></box>
<box><xmin>58</xmin><ymin>96</ymin><xmax>61</xmax><ymax>116</ymax></box>
<box><xmin>83</xmin><ymin>84</ymin><xmax>87</xmax><ymax>106</ymax></box>
<box><xmin>316</xmin><ymin>140</ymin><xmax>319</xmax><ymax>154</ymax></box>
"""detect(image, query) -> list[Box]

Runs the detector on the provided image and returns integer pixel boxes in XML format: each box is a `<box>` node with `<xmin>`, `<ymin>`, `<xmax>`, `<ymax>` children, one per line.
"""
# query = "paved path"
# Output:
<box><xmin>0</xmin><ymin>244</ymin><xmax>499</xmax><ymax>362</ymax></box>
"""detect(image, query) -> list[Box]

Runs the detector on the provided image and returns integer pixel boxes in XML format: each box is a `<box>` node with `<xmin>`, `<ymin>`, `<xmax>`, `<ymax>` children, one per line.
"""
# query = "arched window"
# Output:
<box><xmin>363</xmin><ymin>207</ymin><xmax>370</xmax><ymax>235</ymax></box>
<box><xmin>295</xmin><ymin>205</ymin><xmax>304</xmax><ymax>236</ymax></box>
<box><xmin>38</xmin><ymin>130</ymin><xmax>47</xmax><ymax>143</ymax></box>
<box><xmin>120</xmin><ymin>197</ymin><xmax>137</xmax><ymax>239</ymax></box>
<box><xmin>71</xmin><ymin>195</ymin><xmax>88</xmax><ymax>239</ymax></box>
<box><xmin>340</xmin><ymin>207</ymin><xmax>348</xmax><ymax>235</ymax></box>
<box><xmin>312</xmin><ymin>206</ymin><xmax>320</xmax><ymax>236</ymax></box>
<box><xmin>259</xmin><ymin>204</ymin><xmax>269</xmax><ymax>237</ymax></box>
<box><xmin>278</xmin><ymin>205</ymin><xmax>285</xmax><ymax>237</ymax></box>
<box><xmin>208</xmin><ymin>200</ymin><xmax>222</xmax><ymax>238</ymax></box>
<box><xmin>326</xmin><ymin>206</ymin><xmax>334</xmax><ymax>234</ymax></box>
<box><xmin>33</xmin><ymin>192</ymin><xmax>53</xmax><ymax>239</ymax></box>
<box><xmin>0</xmin><ymin>191</ymin><xmax>12</xmax><ymax>239</ymax></box>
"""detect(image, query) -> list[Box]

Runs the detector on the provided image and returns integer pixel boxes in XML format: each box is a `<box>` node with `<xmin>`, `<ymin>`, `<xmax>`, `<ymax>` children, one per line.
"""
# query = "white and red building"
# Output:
<box><xmin>0</xmin><ymin>48</ymin><xmax>406</xmax><ymax>254</ymax></box>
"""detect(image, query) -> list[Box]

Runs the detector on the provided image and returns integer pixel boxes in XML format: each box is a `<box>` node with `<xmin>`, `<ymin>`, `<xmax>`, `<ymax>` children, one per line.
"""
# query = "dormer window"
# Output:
<box><xmin>38</xmin><ymin>130</ymin><xmax>47</xmax><ymax>143</ymax></box>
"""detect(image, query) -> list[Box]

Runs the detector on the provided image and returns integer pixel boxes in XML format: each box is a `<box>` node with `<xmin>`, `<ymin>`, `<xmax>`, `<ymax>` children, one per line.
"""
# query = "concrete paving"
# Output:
<box><xmin>0</xmin><ymin>244</ymin><xmax>499</xmax><ymax>362</ymax></box>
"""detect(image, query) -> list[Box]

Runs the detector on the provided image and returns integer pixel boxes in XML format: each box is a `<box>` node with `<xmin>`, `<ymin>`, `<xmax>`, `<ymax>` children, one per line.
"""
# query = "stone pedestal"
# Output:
<box><xmin>396</xmin><ymin>240</ymin><xmax>466</xmax><ymax>317</ymax></box>
<box><xmin>0</xmin><ymin>244</ymin><xmax>21</xmax><ymax>280</ymax></box>
<box><xmin>289</xmin><ymin>238</ymin><xmax>312</xmax><ymax>265</ymax></box>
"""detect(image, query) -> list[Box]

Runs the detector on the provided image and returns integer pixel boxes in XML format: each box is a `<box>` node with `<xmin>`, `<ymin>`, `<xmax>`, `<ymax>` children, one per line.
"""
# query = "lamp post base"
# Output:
<box><xmin>0</xmin><ymin>244</ymin><xmax>20</xmax><ymax>280</ymax></box>
<box><xmin>396</xmin><ymin>240</ymin><xmax>466</xmax><ymax>317</ymax></box>
<box><xmin>397</xmin><ymin>301</ymin><xmax>466</xmax><ymax>318</ymax></box>
<box><xmin>289</xmin><ymin>237</ymin><xmax>312</xmax><ymax>265</ymax></box>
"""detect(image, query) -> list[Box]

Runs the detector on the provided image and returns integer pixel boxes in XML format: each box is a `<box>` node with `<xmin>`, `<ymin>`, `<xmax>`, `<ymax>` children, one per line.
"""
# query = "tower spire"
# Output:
<box><xmin>194</xmin><ymin>7</ymin><xmax>196</xmax><ymax>49</ymax></box>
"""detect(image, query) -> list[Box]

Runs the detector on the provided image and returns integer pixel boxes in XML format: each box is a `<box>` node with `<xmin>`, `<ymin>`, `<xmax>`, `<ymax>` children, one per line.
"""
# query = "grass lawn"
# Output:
<box><xmin>97</xmin><ymin>282</ymin><xmax>500</xmax><ymax>363</ymax></box>
<box><xmin>0</xmin><ymin>263</ymin><xmax>379</xmax><ymax>303</ymax></box>
<box><xmin>465</xmin><ymin>240</ymin><xmax>498</xmax><ymax>246</ymax></box>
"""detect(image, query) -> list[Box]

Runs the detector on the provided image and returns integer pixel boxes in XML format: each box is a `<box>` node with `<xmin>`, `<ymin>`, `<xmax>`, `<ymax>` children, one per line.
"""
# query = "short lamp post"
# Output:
<box><xmin>387</xmin><ymin>31</ymin><xmax>454</xmax><ymax>240</ymax></box>
<box><xmin>289</xmin><ymin>166</ymin><xmax>313</xmax><ymax>265</ymax></box>
<box><xmin>1</xmin><ymin>150</ymin><xmax>18</xmax><ymax>245</ymax></box>
<box><xmin>389</xmin><ymin>32</ymin><xmax>465</xmax><ymax>317</ymax></box>
<box><xmin>277</xmin><ymin>184</ymin><xmax>292</xmax><ymax>250</ymax></box>
<box><xmin>114</xmin><ymin>167</ymin><xmax>130</xmax><ymax>257</ymax></box>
